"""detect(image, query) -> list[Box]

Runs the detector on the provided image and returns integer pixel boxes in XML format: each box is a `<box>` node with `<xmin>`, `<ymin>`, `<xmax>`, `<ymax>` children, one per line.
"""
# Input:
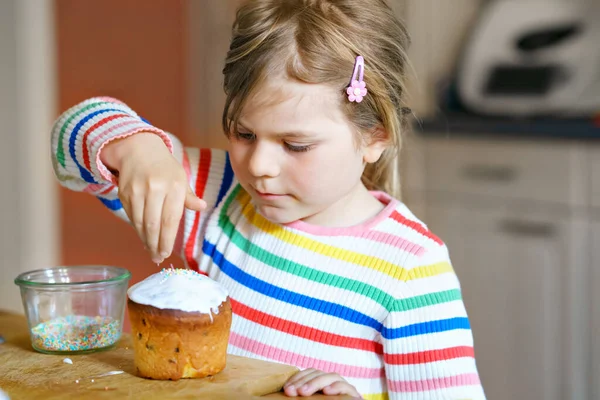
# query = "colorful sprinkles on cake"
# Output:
<box><xmin>158</xmin><ymin>266</ymin><xmax>205</xmax><ymax>284</ymax></box>
<box><xmin>31</xmin><ymin>315</ymin><xmax>121</xmax><ymax>352</ymax></box>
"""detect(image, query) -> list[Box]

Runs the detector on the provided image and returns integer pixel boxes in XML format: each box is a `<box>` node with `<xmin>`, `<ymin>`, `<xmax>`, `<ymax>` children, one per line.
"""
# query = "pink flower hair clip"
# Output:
<box><xmin>346</xmin><ymin>56</ymin><xmax>367</xmax><ymax>103</ymax></box>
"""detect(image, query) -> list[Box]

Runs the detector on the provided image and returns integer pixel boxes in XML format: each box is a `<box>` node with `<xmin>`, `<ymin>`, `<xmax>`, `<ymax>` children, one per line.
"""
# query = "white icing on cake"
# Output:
<box><xmin>127</xmin><ymin>268</ymin><xmax>228</xmax><ymax>315</ymax></box>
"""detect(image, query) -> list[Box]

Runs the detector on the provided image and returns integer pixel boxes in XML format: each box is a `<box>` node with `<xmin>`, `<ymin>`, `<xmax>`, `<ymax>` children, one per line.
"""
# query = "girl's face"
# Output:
<box><xmin>228</xmin><ymin>78</ymin><xmax>385</xmax><ymax>226</ymax></box>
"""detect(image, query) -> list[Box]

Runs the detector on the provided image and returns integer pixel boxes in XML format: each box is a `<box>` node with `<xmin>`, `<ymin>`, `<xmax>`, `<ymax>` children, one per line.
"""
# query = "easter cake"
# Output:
<box><xmin>127</xmin><ymin>268</ymin><xmax>231</xmax><ymax>380</ymax></box>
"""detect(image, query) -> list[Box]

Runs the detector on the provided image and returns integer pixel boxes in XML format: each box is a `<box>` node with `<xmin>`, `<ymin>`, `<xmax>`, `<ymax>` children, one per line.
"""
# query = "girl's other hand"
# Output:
<box><xmin>102</xmin><ymin>133</ymin><xmax>207</xmax><ymax>263</ymax></box>
<box><xmin>283</xmin><ymin>368</ymin><xmax>363</xmax><ymax>398</ymax></box>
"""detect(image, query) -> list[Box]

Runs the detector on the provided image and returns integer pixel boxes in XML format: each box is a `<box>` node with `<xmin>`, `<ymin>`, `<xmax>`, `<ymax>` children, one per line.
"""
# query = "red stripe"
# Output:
<box><xmin>390</xmin><ymin>210</ymin><xmax>443</xmax><ymax>245</ymax></box>
<box><xmin>230</xmin><ymin>298</ymin><xmax>383</xmax><ymax>354</ymax></box>
<box><xmin>99</xmin><ymin>185</ymin><xmax>115</xmax><ymax>195</ymax></box>
<box><xmin>185</xmin><ymin>149</ymin><xmax>211</xmax><ymax>273</ymax></box>
<box><xmin>81</xmin><ymin>113</ymin><xmax>129</xmax><ymax>172</ymax></box>
<box><xmin>385</xmin><ymin>346</ymin><xmax>474</xmax><ymax>365</ymax></box>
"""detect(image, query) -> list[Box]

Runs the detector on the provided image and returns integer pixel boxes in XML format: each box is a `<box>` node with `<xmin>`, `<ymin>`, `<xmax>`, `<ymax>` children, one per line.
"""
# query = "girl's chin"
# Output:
<box><xmin>254</xmin><ymin>204</ymin><xmax>303</xmax><ymax>225</ymax></box>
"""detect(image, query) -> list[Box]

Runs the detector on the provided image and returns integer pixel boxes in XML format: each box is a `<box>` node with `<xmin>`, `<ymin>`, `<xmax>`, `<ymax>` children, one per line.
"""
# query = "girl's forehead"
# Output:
<box><xmin>241</xmin><ymin>78</ymin><xmax>347</xmax><ymax>125</ymax></box>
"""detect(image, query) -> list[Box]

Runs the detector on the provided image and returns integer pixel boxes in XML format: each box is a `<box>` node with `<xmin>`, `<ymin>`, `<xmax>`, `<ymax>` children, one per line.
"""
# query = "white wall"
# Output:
<box><xmin>0</xmin><ymin>0</ymin><xmax>59</xmax><ymax>313</ymax></box>
<box><xmin>403</xmin><ymin>0</ymin><xmax>483</xmax><ymax>117</ymax></box>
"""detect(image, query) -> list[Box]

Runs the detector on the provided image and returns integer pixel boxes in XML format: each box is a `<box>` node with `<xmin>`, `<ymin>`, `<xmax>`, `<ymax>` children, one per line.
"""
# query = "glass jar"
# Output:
<box><xmin>14</xmin><ymin>265</ymin><xmax>131</xmax><ymax>354</ymax></box>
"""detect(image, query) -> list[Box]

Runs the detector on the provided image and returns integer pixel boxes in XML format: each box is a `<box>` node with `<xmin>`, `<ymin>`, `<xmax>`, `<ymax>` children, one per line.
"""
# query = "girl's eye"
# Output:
<box><xmin>234</xmin><ymin>131</ymin><xmax>255</xmax><ymax>142</ymax></box>
<box><xmin>233</xmin><ymin>130</ymin><xmax>313</xmax><ymax>153</ymax></box>
<box><xmin>285</xmin><ymin>143</ymin><xmax>313</xmax><ymax>153</ymax></box>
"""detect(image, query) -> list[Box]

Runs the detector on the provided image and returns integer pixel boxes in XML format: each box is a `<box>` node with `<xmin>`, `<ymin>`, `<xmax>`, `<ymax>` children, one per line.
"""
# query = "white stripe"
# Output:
<box><xmin>229</xmin><ymin>201</ymin><xmax>413</xmax><ymax>294</ymax></box>
<box><xmin>404</xmin><ymin>273</ymin><xmax>461</xmax><ymax>296</ymax></box>
<box><xmin>384</xmin><ymin>357</ymin><xmax>479</xmax><ymax>381</ymax></box>
<box><xmin>390</xmin><ymin>384</ymin><xmax>485</xmax><ymax>400</ymax></box>
<box><xmin>227</xmin><ymin>343</ymin><xmax>387</xmax><ymax>397</ymax></box>
<box><xmin>211</xmin><ymin>232</ymin><xmax>391</xmax><ymax>320</ymax></box>
<box><xmin>179</xmin><ymin>147</ymin><xmax>203</xmax><ymax>268</ymax></box>
<box><xmin>386</xmin><ymin>301</ymin><xmax>469</xmax><ymax>327</ymax></box>
<box><xmin>61</xmin><ymin>105</ymin><xmax>135</xmax><ymax>178</ymax></box>
<box><xmin>232</xmin><ymin>315</ymin><xmax>384</xmax><ymax>369</ymax></box>
<box><xmin>382</xmin><ymin>330</ymin><xmax>475</xmax><ymax>355</ymax></box>
<box><xmin>210</xmin><ymin>269</ymin><xmax>380</xmax><ymax>341</ymax></box>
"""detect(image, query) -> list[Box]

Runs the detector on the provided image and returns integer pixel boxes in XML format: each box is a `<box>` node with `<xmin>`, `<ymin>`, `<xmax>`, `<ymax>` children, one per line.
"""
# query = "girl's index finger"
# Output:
<box><xmin>159</xmin><ymin>188</ymin><xmax>186</xmax><ymax>259</ymax></box>
<box><xmin>184</xmin><ymin>188</ymin><xmax>207</xmax><ymax>212</ymax></box>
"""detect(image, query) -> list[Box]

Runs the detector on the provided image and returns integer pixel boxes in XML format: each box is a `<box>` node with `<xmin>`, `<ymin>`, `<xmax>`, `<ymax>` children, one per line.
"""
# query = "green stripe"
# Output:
<box><xmin>55</xmin><ymin>100</ymin><xmax>112</xmax><ymax>168</ymax></box>
<box><xmin>217</xmin><ymin>185</ymin><xmax>462</xmax><ymax>312</ymax></box>
<box><xmin>389</xmin><ymin>289</ymin><xmax>463</xmax><ymax>312</ymax></box>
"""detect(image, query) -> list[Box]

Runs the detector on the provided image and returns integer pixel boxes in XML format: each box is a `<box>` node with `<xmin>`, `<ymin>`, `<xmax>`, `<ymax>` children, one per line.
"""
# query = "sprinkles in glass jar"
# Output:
<box><xmin>31</xmin><ymin>315</ymin><xmax>121</xmax><ymax>352</ymax></box>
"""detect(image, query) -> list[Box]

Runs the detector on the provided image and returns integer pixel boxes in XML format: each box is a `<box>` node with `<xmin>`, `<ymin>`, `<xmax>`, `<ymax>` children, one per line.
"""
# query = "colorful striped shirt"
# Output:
<box><xmin>51</xmin><ymin>97</ymin><xmax>485</xmax><ymax>399</ymax></box>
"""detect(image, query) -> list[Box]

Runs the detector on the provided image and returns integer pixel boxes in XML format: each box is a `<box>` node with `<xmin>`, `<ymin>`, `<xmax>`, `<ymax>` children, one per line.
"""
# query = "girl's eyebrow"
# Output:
<box><xmin>274</xmin><ymin>131</ymin><xmax>315</xmax><ymax>139</ymax></box>
<box><xmin>238</xmin><ymin>121</ymin><xmax>319</xmax><ymax>138</ymax></box>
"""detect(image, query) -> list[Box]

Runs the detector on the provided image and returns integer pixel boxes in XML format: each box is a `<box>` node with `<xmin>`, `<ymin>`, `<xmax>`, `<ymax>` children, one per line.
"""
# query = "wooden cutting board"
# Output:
<box><xmin>0</xmin><ymin>312</ymin><xmax>299</xmax><ymax>399</ymax></box>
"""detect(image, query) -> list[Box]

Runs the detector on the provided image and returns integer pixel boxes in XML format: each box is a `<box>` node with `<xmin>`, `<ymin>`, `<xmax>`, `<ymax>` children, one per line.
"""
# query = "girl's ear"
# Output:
<box><xmin>362</xmin><ymin>126</ymin><xmax>389</xmax><ymax>164</ymax></box>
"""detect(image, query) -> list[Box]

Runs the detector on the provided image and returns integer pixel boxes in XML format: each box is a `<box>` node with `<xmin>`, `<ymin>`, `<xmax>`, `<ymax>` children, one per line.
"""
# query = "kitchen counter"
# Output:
<box><xmin>0</xmin><ymin>311</ymin><xmax>352</xmax><ymax>399</ymax></box>
<box><xmin>416</xmin><ymin>111</ymin><xmax>600</xmax><ymax>140</ymax></box>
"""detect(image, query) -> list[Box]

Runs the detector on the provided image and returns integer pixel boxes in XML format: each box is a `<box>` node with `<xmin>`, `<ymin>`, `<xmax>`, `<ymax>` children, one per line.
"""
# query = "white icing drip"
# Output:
<box><xmin>127</xmin><ymin>269</ymin><xmax>228</xmax><ymax>314</ymax></box>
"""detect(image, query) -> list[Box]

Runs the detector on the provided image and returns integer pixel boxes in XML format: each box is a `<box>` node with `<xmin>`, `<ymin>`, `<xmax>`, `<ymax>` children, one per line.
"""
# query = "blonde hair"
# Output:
<box><xmin>222</xmin><ymin>0</ymin><xmax>411</xmax><ymax>198</ymax></box>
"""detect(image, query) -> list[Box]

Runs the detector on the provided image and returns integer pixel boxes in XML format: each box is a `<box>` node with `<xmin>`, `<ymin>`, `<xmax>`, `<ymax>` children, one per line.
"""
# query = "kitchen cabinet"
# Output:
<box><xmin>590</xmin><ymin>150</ymin><xmax>600</xmax><ymax>208</ymax></box>
<box><xmin>419</xmin><ymin>137</ymin><xmax>587</xmax><ymax>206</ymax></box>
<box><xmin>403</xmin><ymin>135</ymin><xmax>592</xmax><ymax>400</ymax></box>
<box><xmin>591</xmin><ymin>220</ymin><xmax>600</xmax><ymax>400</ymax></box>
<box><xmin>427</xmin><ymin>202</ymin><xmax>588</xmax><ymax>400</ymax></box>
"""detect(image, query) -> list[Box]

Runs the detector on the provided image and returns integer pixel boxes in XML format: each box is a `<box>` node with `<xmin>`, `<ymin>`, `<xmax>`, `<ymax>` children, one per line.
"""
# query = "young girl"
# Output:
<box><xmin>51</xmin><ymin>0</ymin><xmax>485</xmax><ymax>398</ymax></box>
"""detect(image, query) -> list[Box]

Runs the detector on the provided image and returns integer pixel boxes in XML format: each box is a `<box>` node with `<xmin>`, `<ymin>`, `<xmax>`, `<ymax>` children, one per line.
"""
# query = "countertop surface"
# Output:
<box><xmin>416</xmin><ymin>111</ymin><xmax>600</xmax><ymax>140</ymax></box>
<box><xmin>0</xmin><ymin>311</ymin><xmax>352</xmax><ymax>400</ymax></box>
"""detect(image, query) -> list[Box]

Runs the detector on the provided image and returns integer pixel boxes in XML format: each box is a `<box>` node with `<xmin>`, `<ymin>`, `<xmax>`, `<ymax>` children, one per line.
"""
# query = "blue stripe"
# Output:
<box><xmin>98</xmin><ymin>197</ymin><xmax>122</xmax><ymax>211</ymax></box>
<box><xmin>69</xmin><ymin>108</ymin><xmax>125</xmax><ymax>183</ymax></box>
<box><xmin>381</xmin><ymin>317</ymin><xmax>471</xmax><ymax>339</ymax></box>
<box><xmin>202</xmin><ymin>235</ymin><xmax>472</xmax><ymax>338</ymax></box>
<box><xmin>202</xmin><ymin>239</ymin><xmax>383</xmax><ymax>330</ymax></box>
<box><xmin>215</xmin><ymin>152</ymin><xmax>234</xmax><ymax>207</ymax></box>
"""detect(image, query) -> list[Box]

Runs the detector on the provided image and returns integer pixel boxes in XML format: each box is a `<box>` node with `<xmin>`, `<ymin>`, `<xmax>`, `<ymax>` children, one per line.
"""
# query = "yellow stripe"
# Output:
<box><xmin>237</xmin><ymin>191</ymin><xmax>452</xmax><ymax>281</ymax></box>
<box><xmin>363</xmin><ymin>393</ymin><xmax>389</xmax><ymax>400</ymax></box>
<box><xmin>407</xmin><ymin>261</ymin><xmax>454</xmax><ymax>280</ymax></box>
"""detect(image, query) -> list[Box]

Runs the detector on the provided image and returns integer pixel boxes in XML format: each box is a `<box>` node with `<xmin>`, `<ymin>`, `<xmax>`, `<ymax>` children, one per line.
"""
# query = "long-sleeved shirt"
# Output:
<box><xmin>51</xmin><ymin>97</ymin><xmax>485</xmax><ymax>400</ymax></box>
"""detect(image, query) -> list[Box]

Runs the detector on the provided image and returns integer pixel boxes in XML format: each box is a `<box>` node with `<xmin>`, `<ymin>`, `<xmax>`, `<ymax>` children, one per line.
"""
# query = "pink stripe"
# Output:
<box><xmin>95</xmin><ymin>96</ymin><xmax>126</xmax><ymax>105</ymax></box>
<box><xmin>359</xmin><ymin>230</ymin><xmax>425</xmax><ymax>256</ymax></box>
<box><xmin>283</xmin><ymin>192</ymin><xmax>423</xmax><ymax>254</ymax></box>
<box><xmin>88</xmin><ymin>115</ymin><xmax>172</xmax><ymax>156</ymax></box>
<box><xmin>229</xmin><ymin>332</ymin><xmax>384</xmax><ymax>379</ymax></box>
<box><xmin>89</xmin><ymin>119</ymin><xmax>140</xmax><ymax>149</ymax></box>
<box><xmin>388</xmin><ymin>373</ymin><xmax>481</xmax><ymax>393</ymax></box>
<box><xmin>285</xmin><ymin>191</ymin><xmax>398</xmax><ymax>236</ymax></box>
<box><xmin>84</xmin><ymin>183</ymin><xmax>115</xmax><ymax>195</ymax></box>
<box><xmin>94</xmin><ymin>126</ymin><xmax>172</xmax><ymax>182</ymax></box>
<box><xmin>91</xmin><ymin>119</ymin><xmax>147</xmax><ymax>183</ymax></box>
<box><xmin>83</xmin><ymin>183</ymin><xmax>105</xmax><ymax>194</ymax></box>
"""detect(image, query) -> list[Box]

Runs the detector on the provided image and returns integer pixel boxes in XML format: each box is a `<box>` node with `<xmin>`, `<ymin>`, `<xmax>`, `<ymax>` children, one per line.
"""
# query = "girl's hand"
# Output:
<box><xmin>283</xmin><ymin>368</ymin><xmax>363</xmax><ymax>398</ymax></box>
<box><xmin>101</xmin><ymin>133</ymin><xmax>207</xmax><ymax>263</ymax></box>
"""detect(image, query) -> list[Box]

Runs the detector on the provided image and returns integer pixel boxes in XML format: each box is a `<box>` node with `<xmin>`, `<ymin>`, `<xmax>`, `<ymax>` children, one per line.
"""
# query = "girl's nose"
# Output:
<box><xmin>247</xmin><ymin>142</ymin><xmax>280</xmax><ymax>178</ymax></box>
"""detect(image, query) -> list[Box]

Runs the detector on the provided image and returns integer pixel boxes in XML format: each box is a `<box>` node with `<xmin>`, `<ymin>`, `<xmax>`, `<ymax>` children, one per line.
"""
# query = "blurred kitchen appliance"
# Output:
<box><xmin>457</xmin><ymin>0</ymin><xmax>600</xmax><ymax>117</ymax></box>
